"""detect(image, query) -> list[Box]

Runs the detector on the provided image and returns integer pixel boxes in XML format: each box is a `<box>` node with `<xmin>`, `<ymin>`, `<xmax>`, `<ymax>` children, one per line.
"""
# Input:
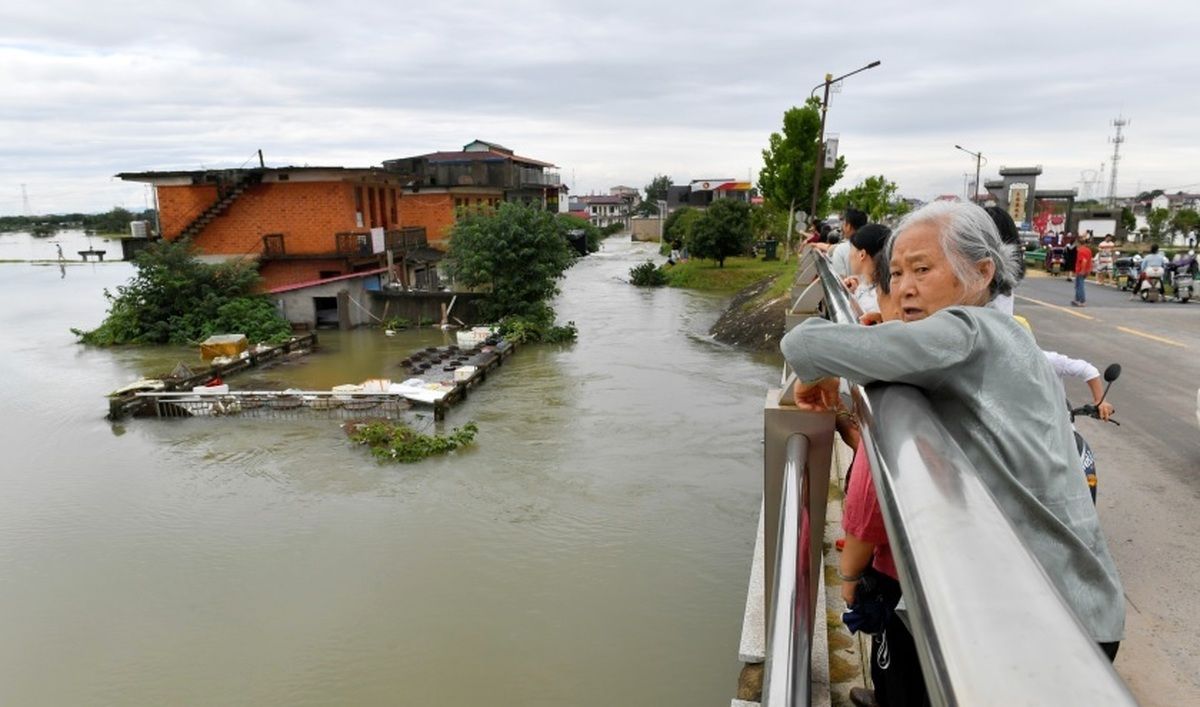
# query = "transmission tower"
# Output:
<box><xmin>20</xmin><ymin>183</ymin><xmax>31</xmax><ymax>216</ymax></box>
<box><xmin>1106</xmin><ymin>117</ymin><xmax>1128</xmax><ymax>206</ymax></box>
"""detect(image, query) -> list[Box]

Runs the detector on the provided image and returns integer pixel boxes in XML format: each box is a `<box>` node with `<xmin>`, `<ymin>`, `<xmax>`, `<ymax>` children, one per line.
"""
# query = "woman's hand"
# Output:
<box><xmin>793</xmin><ymin>377</ymin><xmax>841</xmax><ymax>411</ymax></box>
<box><xmin>859</xmin><ymin>311</ymin><xmax>883</xmax><ymax>326</ymax></box>
<box><xmin>842</xmin><ymin>275</ymin><xmax>860</xmax><ymax>291</ymax></box>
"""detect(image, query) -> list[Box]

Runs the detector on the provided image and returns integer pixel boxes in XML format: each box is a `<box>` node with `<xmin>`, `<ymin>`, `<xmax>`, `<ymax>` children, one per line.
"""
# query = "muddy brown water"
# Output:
<box><xmin>0</xmin><ymin>234</ymin><xmax>781</xmax><ymax>706</ymax></box>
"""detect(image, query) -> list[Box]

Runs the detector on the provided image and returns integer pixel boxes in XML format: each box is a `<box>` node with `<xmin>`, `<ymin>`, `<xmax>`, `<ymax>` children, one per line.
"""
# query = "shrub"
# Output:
<box><xmin>629</xmin><ymin>260</ymin><xmax>668</xmax><ymax>286</ymax></box>
<box><xmin>348</xmin><ymin>420</ymin><xmax>479</xmax><ymax>463</ymax></box>
<box><xmin>72</xmin><ymin>238</ymin><xmax>291</xmax><ymax>346</ymax></box>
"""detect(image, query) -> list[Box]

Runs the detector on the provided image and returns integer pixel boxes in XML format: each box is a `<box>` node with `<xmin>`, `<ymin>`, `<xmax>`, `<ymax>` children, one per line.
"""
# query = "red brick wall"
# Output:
<box><xmin>400</xmin><ymin>193</ymin><xmax>456</xmax><ymax>246</ymax></box>
<box><xmin>259</xmin><ymin>259</ymin><xmax>349</xmax><ymax>291</ymax></box>
<box><xmin>194</xmin><ymin>182</ymin><xmax>363</xmax><ymax>256</ymax></box>
<box><xmin>158</xmin><ymin>184</ymin><xmax>219</xmax><ymax>238</ymax></box>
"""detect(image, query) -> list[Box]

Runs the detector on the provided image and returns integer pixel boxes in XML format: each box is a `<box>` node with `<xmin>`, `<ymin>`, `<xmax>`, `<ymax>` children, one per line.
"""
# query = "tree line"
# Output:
<box><xmin>0</xmin><ymin>207</ymin><xmax>156</xmax><ymax>235</ymax></box>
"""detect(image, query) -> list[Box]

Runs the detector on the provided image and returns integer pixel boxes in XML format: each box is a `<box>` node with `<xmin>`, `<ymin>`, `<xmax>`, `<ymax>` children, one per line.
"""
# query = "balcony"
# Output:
<box><xmin>517</xmin><ymin>167</ymin><xmax>561</xmax><ymax>187</ymax></box>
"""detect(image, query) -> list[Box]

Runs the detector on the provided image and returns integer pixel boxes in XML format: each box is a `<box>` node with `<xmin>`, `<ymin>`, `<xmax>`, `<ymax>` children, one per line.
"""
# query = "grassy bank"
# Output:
<box><xmin>663</xmin><ymin>256</ymin><xmax>797</xmax><ymax>294</ymax></box>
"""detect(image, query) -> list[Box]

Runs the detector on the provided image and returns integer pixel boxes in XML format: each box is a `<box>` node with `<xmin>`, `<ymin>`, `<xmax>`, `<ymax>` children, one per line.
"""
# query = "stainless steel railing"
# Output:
<box><xmin>798</xmin><ymin>251</ymin><xmax>1136</xmax><ymax>705</ymax></box>
<box><xmin>761</xmin><ymin>384</ymin><xmax>834</xmax><ymax>706</ymax></box>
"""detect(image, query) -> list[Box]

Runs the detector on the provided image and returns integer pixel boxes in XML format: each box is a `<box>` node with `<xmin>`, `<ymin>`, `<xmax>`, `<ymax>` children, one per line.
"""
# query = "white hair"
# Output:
<box><xmin>888</xmin><ymin>201</ymin><xmax>1019</xmax><ymax>300</ymax></box>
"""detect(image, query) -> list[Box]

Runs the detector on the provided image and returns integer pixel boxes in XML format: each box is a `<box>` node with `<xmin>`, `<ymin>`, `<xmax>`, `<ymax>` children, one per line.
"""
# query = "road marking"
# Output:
<box><xmin>1014</xmin><ymin>295</ymin><xmax>1096</xmax><ymax>320</ymax></box>
<box><xmin>1115</xmin><ymin>326</ymin><xmax>1186</xmax><ymax>348</ymax></box>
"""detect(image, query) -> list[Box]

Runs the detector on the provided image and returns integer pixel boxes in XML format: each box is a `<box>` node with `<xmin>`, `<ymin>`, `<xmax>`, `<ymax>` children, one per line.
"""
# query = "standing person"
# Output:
<box><xmin>1063</xmin><ymin>235</ymin><xmax>1078</xmax><ymax>282</ymax></box>
<box><xmin>1096</xmin><ymin>235</ymin><xmax>1116</xmax><ymax>285</ymax></box>
<box><xmin>1072</xmin><ymin>237</ymin><xmax>1093</xmax><ymax>307</ymax></box>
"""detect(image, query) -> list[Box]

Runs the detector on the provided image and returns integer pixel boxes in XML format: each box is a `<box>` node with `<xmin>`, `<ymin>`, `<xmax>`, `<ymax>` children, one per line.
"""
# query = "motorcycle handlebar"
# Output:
<box><xmin>1070</xmin><ymin>404</ymin><xmax>1119</xmax><ymax>425</ymax></box>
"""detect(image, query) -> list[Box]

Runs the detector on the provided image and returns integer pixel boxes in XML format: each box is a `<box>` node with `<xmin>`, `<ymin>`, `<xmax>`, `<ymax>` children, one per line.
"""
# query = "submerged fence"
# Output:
<box><xmin>132</xmin><ymin>391</ymin><xmax>411</xmax><ymax>420</ymax></box>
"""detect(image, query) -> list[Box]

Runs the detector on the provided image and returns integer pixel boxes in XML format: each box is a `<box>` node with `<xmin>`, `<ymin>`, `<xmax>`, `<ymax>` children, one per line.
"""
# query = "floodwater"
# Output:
<box><xmin>0</xmin><ymin>233</ymin><xmax>780</xmax><ymax>706</ymax></box>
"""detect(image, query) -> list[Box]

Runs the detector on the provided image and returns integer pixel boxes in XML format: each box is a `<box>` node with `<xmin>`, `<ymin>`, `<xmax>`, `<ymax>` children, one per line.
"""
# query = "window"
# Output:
<box><xmin>368</xmin><ymin>187</ymin><xmax>378</xmax><ymax>228</ymax></box>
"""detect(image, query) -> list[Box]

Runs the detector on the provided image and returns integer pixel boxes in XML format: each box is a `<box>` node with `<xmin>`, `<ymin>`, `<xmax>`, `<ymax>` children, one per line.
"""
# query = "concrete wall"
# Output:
<box><xmin>630</xmin><ymin>216</ymin><xmax>663</xmax><ymax>242</ymax></box>
<box><xmin>369</xmin><ymin>291</ymin><xmax>488</xmax><ymax>327</ymax></box>
<box><xmin>273</xmin><ymin>275</ymin><xmax>381</xmax><ymax>329</ymax></box>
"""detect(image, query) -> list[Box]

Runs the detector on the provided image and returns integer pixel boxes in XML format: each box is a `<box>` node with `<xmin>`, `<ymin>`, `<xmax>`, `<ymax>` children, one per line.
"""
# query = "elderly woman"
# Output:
<box><xmin>781</xmin><ymin>201</ymin><xmax>1125</xmax><ymax>658</ymax></box>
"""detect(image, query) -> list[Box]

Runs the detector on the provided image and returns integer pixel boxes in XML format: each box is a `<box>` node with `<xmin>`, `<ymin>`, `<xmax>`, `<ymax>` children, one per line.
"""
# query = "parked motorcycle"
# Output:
<box><xmin>1069</xmin><ymin>363</ymin><xmax>1120</xmax><ymax>503</ymax></box>
<box><xmin>1169</xmin><ymin>254</ymin><xmax>1197</xmax><ymax>303</ymax></box>
<box><xmin>1138</xmin><ymin>265</ymin><xmax>1166</xmax><ymax>302</ymax></box>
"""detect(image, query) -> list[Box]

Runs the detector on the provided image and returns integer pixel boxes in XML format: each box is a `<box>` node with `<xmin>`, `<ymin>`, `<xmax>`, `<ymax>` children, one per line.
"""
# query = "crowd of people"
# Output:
<box><xmin>784</xmin><ymin>202</ymin><xmax>1125</xmax><ymax>707</ymax></box>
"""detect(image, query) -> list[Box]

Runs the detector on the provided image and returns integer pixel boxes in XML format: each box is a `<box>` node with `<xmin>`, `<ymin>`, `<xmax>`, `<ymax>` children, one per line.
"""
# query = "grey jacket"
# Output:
<box><xmin>781</xmin><ymin>306</ymin><xmax>1124</xmax><ymax>642</ymax></box>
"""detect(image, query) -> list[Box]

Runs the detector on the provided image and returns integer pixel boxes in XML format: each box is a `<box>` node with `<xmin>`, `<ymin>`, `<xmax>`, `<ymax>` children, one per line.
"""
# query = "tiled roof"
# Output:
<box><xmin>415</xmin><ymin>150</ymin><xmax>556</xmax><ymax>168</ymax></box>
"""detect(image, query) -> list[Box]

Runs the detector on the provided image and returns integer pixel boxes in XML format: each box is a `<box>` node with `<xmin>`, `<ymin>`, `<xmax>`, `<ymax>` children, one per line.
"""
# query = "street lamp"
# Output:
<box><xmin>955</xmin><ymin>144</ymin><xmax>986</xmax><ymax>203</ymax></box>
<box><xmin>809</xmin><ymin>60</ymin><xmax>881</xmax><ymax>219</ymax></box>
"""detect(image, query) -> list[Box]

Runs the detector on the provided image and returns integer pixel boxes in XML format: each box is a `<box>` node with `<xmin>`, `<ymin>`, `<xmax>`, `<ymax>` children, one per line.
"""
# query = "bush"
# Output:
<box><xmin>72</xmin><ymin>238</ymin><xmax>291</xmax><ymax>346</ymax></box>
<box><xmin>381</xmin><ymin>317</ymin><xmax>411</xmax><ymax>331</ymax></box>
<box><xmin>498</xmin><ymin>304</ymin><xmax>577</xmax><ymax>344</ymax></box>
<box><xmin>348</xmin><ymin>419</ymin><xmax>479</xmax><ymax>463</ymax></box>
<box><xmin>629</xmin><ymin>260</ymin><xmax>668</xmax><ymax>286</ymax></box>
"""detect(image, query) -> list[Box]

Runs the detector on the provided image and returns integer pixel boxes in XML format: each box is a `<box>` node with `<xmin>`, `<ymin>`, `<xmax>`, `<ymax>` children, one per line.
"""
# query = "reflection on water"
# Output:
<box><xmin>0</xmin><ymin>237</ymin><xmax>778</xmax><ymax>706</ymax></box>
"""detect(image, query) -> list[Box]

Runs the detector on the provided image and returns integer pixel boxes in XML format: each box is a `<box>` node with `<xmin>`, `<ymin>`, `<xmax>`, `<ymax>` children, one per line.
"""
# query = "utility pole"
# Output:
<box><xmin>808</xmin><ymin>61</ymin><xmax>881</xmax><ymax>221</ymax></box>
<box><xmin>809</xmin><ymin>74</ymin><xmax>833</xmax><ymax>219</ymax></box>
<box><xmin>1107</xmin><ymin>117</ymin><xmax>1127</xmax><ymax>206</ymax></box>
<box><xmin>955</xmin><ymin>145</ymin><xmax>984</xmax><ymax>203</ymax></box>
<box><xmin>258</xmin><ymin>149</ymin><xmax>265</xmax><ymax>169</ymax></box>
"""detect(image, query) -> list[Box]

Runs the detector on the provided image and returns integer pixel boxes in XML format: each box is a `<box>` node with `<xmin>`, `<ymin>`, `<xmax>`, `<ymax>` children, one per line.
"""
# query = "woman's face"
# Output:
<box><xmin>849</xmin><ymin>244</ymin><xmax>872</xmax><ymax>277</ymax></box>
<box><xmin>889</xmin><ymin>224</ymin><xmax>992</xmax><ymax>322</ymax></box>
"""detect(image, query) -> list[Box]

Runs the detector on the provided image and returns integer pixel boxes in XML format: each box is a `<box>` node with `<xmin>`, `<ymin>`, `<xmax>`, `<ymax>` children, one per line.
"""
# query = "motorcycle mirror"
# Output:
<box><xmin>1103</xmin><ymin>363</ymin><xmax>1122</xmax><ymax>382</ymax></box>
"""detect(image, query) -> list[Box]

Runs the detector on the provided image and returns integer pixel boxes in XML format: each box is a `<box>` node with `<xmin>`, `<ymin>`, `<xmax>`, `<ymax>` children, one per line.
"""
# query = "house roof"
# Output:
<box><xmin>578</xmin><ymin>195</ymin><xmax>624</xmax><ymax>205</ymax></box>
<box><xmin>406</xmin><ymin>149</ymin><xmax>557</xmax><ymax>169</ymax></box>
<box><xmin>464</xmin><ymin>139</ymin><xmax>512</xmax><ymax>154</ymax></box>
<box><xmin>116</xmin><ymin>166</ymin><xmax>391</xmax><ymax>182</ymax></box>
<box><xmin>404</xmin><ymin>246</ymin><xmax>445</xmax><ymax>263</ymax></box>
<box><xmin>268</xmin><ymin>266</ymin><xmax>388</xmax><ymax>294</ymax></box>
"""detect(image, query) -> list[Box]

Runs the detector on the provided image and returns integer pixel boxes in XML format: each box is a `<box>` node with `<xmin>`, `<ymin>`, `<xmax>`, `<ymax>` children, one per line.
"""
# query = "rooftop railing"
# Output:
<box><xmin>759</xmin><ymin>250</ymin><xmax>1135</xmax><ymax>706</ymax></box>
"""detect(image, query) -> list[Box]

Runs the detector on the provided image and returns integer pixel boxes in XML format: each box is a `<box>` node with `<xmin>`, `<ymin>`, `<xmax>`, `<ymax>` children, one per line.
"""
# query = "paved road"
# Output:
<box><xmin>1015</xmin><ymin>271</ymin><xmax>1200</xmax><ymax>705</ymax></box>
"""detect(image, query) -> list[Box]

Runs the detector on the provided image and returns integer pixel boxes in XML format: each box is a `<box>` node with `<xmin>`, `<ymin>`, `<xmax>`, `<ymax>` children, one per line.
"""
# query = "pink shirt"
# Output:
<box><xmin>842</xmin><ymin>440</ymin><xmax>898</xmax><ymax>580</ymax></box>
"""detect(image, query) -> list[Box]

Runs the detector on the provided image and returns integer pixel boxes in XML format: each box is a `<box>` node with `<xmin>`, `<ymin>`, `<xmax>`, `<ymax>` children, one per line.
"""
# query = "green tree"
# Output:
<box><xmin>1146</xmin><ymin>208</ymin><xmax>1171</xmax><ymax>244</ymax></box>
<box><xmin>830</xmin><ymin>175</ymin><xmax>908</xmax><ymax>222</ymax></box>
<box><xmin>72</xmin><ymin>238</ymin><xmax>291</xmax><ymax>346</ymax></box>
<box><xmin>1120</xmin><ymin>207</ymin><xmax>1136</xmax><ymax>236</ymax></box>
<box><xmin>688</xmin><ymin>198</ymin><xmax>752</xmax><ymax>267</ymax></box>
<box><xmin>1171</xmin><ymin>208</ymin><xmax>1199</xmax><ymax>238</ymax></box>
<box><xmin>644</xmin><ymin>174</ymin><xmax>672</xmax><ymax>203</ymax></box>
<box><xmin>750</xmin><ymin>202</ymin><xmax>789</xmax><ymax>241</ymax></box>
<box><xmin>446</xmin><ymin>202</ymin><xmax>576</xmax><ymax>322</ymax></box>
<box><xmin>663</xmin><ymin>206</ymin><xmax>703</xmax><ymax>245</ymax></box>
<box><xmin>759</xmin><ymin>98</ymin><xmax>847</xmax><ymax>260</ymax></box>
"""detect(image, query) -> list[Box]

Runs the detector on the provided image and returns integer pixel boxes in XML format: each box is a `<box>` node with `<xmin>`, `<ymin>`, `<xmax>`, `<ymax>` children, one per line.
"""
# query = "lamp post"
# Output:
<box><xmin>809</xmin><ymin>60</ymin><xmax>881</xmax><ymax>219</ymax></box>
<box><xmin>955</xmin><ymin>144</ymin><xmax>985</xmax><ymax>203</ymax></box>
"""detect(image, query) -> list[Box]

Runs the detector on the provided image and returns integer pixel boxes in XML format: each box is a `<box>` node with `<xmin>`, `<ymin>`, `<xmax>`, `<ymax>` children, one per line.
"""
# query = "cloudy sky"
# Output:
<box><xmin>2</xmin><ymin>0</ymin><xmax>1197</xmax><ymax>215</ymax></box>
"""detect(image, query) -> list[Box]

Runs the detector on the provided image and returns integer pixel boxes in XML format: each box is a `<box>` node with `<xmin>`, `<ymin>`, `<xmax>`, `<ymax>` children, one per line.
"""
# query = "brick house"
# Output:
<box><xmin>383</xmin><ymin>139</ymin><xmax>564</xmax><ymax>245</ymax></box>
<box><xmin>117</xmin><ymin>166</ymin><xmax>411</xmax><ymax>290</ymax></box>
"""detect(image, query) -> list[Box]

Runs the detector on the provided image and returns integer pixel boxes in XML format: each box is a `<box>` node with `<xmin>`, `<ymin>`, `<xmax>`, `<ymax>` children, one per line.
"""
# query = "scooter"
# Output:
<box><xmin>1169</xmin><ymin>254</ymin><xmax>1196</xmax><ymax>303</ymax></box>
<box><xmin>1138</xmin><ymin>266</ymin><xmax>1166</xmax><ymax>302</ymax></box>
<box><xmin>1069</xmin><ymin>363</ymin><xmax>1120</xmax><ymax>503</ymax></box>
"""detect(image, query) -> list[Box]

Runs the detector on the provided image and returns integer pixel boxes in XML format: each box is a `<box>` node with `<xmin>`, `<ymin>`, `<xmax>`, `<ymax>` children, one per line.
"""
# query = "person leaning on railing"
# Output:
<box><xmin>781</xmin><ymin>202</ymin><xmax>1126</xmax><ymax>669</ymax></box>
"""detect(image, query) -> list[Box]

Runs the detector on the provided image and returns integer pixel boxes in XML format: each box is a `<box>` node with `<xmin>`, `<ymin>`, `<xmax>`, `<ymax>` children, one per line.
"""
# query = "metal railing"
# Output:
<box><xmin>760</xmin><ymin>250</ymin><xmax>1135</xmax><ymax>705</ymax></box>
